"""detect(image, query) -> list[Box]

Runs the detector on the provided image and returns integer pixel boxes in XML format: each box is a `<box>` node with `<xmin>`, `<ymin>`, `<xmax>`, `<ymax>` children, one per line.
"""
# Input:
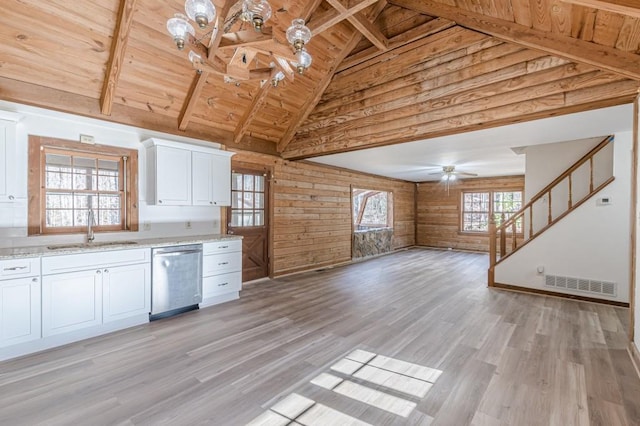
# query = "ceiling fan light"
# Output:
<box><xmin>286</xmin><ymin>18</ymin><xmax>312</xmax><ymax>52</ymax></box>
<box><xmin>292</xmin><ymin>49</ymin><xmax>312</xmax><ymax>74</ymax></box>
<box><xmin>167</xmin><ymin>13</ymin><xmax>195</xmax><ymax>50</ymax></box>
<box><xmin>243</xmin><ymin>0</ymin><xmax>272</xmax><ymax>32</ymax></box>
<box><xmin>184</xmin><ymin>0</ymin><xmax>216</xmax><ymax>29</ymax></box>
<box><xmin>449</xmin><ymin>174</ymin><xmax>456</xmax><ymax>181</ymax></box>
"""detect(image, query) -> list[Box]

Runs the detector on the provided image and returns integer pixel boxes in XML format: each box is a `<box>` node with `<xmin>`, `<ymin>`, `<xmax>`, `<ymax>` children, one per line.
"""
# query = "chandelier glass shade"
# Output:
<box><xmin>184</xmin><ymin>0</ymin><xmax>216</xmax><ymax>29</ymax></box>
<box><xmin>292</xmin><ymin>49</ymin><xmax>312</xmax><ymax>74</ymax></box>
<box><xmin>243</xmin><ymin>0</ymin><xmax>272</xmax><ymax>32</ymax></box>
<box><xmin>167</xmin><ymin>13</ymin><xmax>195</xmax><ymax>50</ymax></box>
<box><xmin>271</xmin><ymin>71</ymin><xmax>285</xmax><ymax>87</ymax></box>
<box><xmin>286</xmin><ymin>18</ymin><xmax>312</xmax><ymax>52</ymax></box>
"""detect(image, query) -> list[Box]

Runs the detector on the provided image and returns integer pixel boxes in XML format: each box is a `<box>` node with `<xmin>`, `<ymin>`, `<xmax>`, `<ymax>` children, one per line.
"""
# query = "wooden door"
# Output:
<box><xmin>227</xmin><ymin>167</ymin><xmax>270</xmax><ymax>282</ymax></box>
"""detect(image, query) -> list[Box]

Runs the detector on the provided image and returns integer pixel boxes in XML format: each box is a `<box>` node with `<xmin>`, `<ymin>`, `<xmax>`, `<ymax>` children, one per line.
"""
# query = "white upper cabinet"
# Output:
<box><xmin>192</xmin><ymin>150</ymin><xmax>233</xmax><ymax>206</ymax></box>
<box><xmin>155</xmin><ymin>145</ymin><xmax>192</xmax><ymax>206</ymax></box>
<box><xmin>0</xmin><ymin>118</ymin><xmax>18</xmax><ymax>203</ymax></box>
<box><xmin>144</xmin><ymin>138</ymin><xmax>234</xmax><ymax>206</ymax></box>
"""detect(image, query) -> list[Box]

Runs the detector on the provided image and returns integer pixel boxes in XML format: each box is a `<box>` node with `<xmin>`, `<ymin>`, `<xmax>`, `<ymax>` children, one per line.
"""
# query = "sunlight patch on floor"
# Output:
<box><xmin>246</xmin><ymin>350</ymin><xmax>442</xmax><ymax>425</ymax></box>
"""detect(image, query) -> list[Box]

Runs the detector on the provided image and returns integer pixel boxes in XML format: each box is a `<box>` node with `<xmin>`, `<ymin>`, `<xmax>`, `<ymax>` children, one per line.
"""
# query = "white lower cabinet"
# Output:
<box><xmin>0</xmin><ymin>276</ymin><xmax>41</xmax><ymax>348</ymax></box>
<box><xmin>103</xmin><ymin>263</ymin><xmax>151</xmax><ymax>323</ymax></box>
<box><xmin>42</xmin><ymin>262</ymin><xmax>151</xmax><ymax>336</ymax></box>
<box><xmin>42</xmin><ymin>269</ymin><xmax>102</xmax><ymax>337</ymax></box>
<box><xmin>41</xmin><ymin>248</ymin><xmax>151</xmax><ymax>337</ymax></box>
<box><xmin>0</xmin><ymin>257</ymin><xmax>41</xmax><ymax>349</ymax></box>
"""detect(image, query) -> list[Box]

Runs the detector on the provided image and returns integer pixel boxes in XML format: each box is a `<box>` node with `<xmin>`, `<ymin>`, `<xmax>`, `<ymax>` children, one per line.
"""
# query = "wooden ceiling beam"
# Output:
<box><xmin>219</xmin><ymin>29</ymin><xmax>274</xmax><ymax>48</ymax></box>
<box><xmin>234</xmin><ymin>78</ymin><xmax>274</xmax><ymax>145</ymax></box>
<box><xmin>390</xmin><ymin>0</ymin><xmax>640</xmax><ymax>81</ymax></box>
<box><xmin>178</xmin><ymin>0</ymin><xmax>234</xmax><ymax>131</ymax></box>
<box><xmin>560</xmin><ymin>0</ymin><xmax>640</xmax><ymax>19</ymax></box>
<box><xmin>346</xmin><ymin>12</ymin><xmax>388</xmax><ymax>50</ymax></box>
<box><xmin>338</xmin><ymin>17</ymin><xmax>456</xmax><ymax>72</ymax></box>
<box><xmin>325</xmin><ymin>0</ymin><xmax>388</xmax><ymax>49</ymax></box>
<box><xmin>308</xmin><ymin>0</ymin><xmax>380</xmax><ymax>35</ymax></box>
<box><xmin>100</xmin><ymin>0</ymin><xmax>137</xmax><ymax>116</ymax></box>
<box><xmin>307</xmin><ymin>9</ymin><xmax>344</xmax><ymax>34</ymax></box>
<box><xmin>232</xmin><ymin>0</ymin><xmax>323</xmax><ymax>145</ymax></box>
<box><xmin>277</xmin><ymin>1</ymin><xmax>387</xmax><ymax>153</ymax></box>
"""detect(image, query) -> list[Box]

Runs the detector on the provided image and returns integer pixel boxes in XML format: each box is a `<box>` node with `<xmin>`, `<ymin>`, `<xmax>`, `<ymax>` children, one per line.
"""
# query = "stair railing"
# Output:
<box><xmin>489</xmin><ymin>135</ymin><xmax>615</xmax><ymax>285</ymax></box>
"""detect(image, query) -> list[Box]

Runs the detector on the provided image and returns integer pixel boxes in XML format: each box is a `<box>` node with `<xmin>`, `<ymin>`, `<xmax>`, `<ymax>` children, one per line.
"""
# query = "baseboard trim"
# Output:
<box><xmin>629</xmin><ymin>342</ymin><xmax>640</xmax><ymax>380</ymax></box>
<box><xmin>491</xmin><ymin>282</ymin><xmax>629</xmax><ymax>307</ymax></box>
<box><xmin>273</xmin><ymin>247</ymin><xmax>411</xmax><ymax>278</ymax></box>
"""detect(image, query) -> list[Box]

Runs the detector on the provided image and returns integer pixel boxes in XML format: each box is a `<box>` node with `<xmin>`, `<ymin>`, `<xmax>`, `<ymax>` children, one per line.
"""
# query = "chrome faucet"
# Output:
<box><xmin>87</xmin><ymin>209</ymin><xmax>96</xmax><ymax>242</ymax></box>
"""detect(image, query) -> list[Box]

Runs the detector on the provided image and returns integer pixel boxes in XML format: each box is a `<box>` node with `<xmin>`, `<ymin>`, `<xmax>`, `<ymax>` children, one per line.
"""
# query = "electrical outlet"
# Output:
<box><xmin>185</xmin><ymin>221</ymin><xmax>192</xmax><ymax>229</ymax></box>
<box><xmin>143</xmin><ymin>222</ymin><xmax>151</xmax><ymax>231</ymax></box>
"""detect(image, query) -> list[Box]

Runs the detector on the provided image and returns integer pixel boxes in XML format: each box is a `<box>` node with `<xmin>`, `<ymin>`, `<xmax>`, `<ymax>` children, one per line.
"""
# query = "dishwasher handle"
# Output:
<box><xmin>154</xmin><ymin>249</ymin><xmax>202</xmax><ymax>257</ymax></box>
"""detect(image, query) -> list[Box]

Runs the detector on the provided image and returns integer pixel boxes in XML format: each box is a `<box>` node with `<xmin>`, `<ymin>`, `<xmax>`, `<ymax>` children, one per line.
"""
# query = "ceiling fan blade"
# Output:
<box><xmin>427</xmin><ymin>171</ymin><xmax>444</xmax><ymax>175</ymax></box>
<box><xmin>455</xmin><ymin>172</ymin><xmax>478</xmax><ymax>177</ymax></box>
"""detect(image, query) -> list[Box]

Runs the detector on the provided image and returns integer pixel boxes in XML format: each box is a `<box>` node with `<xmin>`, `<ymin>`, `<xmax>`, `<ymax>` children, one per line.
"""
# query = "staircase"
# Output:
<box><xmin>488</xmin><ymin>135</ymin><xmax>615</xmax><ymax>286</ymax></box>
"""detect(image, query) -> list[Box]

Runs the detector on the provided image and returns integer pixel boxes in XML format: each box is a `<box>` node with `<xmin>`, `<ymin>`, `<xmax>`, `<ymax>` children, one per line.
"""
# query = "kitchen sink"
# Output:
<box><xmin>47</xmin><ymin>241</ymin><xmax>139</xmax><ymax>250</ymax></box>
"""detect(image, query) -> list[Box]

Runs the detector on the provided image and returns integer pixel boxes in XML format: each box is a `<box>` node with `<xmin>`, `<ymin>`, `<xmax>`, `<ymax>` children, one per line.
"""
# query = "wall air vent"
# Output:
<box><xmin>544</xmin><ymin>274</ymin><xmax>616</xmax><ymax>297</ymax></box>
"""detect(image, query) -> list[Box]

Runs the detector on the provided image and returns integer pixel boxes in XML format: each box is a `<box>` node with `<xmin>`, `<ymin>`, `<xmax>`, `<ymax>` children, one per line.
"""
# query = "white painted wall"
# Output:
<box><xmin>495</xmin><ymin>131</ymin><xmax>632</xmax><ymax>303</ymax></box>
<box><xmin>0</xmin><ymin>101</ymin><xmax>224</xmax><ymax>248</ymax></box>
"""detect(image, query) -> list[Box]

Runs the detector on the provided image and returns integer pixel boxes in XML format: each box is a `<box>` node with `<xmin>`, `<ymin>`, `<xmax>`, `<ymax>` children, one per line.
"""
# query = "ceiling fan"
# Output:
<box><xmin>428</xmin><ymin>166</ymin><xmax>478</xmax><ymax>194</ymax></box>
<box><xmin>429</xmin><ymin>165</ymin><xmax>478</xmax><ymax>181</ymax></box>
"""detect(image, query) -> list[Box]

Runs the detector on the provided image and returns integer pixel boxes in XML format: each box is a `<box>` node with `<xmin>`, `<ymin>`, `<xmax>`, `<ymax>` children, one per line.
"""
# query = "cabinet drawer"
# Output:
<box><xmin>0</xmin><ymin>257</ymin><xmax>40</xmax><ymax>280</ymax></box>
<box><xmin>203</xmin><ymin>239</ymin><xmax>241</xmax><ymax>255</ymax></box>
<box><xmin>203</xmin><ymin>272</ymin><xmax>241</xmax><ymax>298</ymax></box>
<box><xmin>203</xmin><ymin>252</ymin><xmax>241</xmax><ymax>276</ymax></box>
<box><xmin>42</xmin><ymin>248</ymin><xmax>150</xmax><ymax>275</ymax></box>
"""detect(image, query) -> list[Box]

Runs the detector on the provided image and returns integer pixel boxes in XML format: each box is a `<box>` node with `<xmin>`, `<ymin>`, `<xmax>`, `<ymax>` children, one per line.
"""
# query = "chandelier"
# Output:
<box><xmin>166</xmin><ymin>0</ymin><xmax>313</xmax><ymax>87</ymax></box>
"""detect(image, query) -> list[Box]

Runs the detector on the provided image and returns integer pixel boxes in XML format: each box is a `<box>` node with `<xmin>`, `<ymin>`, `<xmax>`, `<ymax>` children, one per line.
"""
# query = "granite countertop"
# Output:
<box><xmin>0</xmin><ymin>234</ymin><xmax>242</xmax><ymax>260</ymax></box>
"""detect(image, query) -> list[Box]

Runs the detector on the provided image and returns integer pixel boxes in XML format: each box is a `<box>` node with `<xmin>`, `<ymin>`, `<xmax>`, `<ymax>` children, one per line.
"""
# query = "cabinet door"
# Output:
<box><xmin>210</xmin><ymin>152</ymin><xmax>231</xmax><ymax>206</ymax></box>
<box><xmin>0</xmin><ymin>120</ymin><xmax>17</xmax><ymax>202</ymax></box>
<box><xmin>0</xmin><ymin>277</ymin><xmax>41</xmax><ymax>347</ymax></box>
<box><xmin>156</xmin><ymin>145</ymin><xmax>192</xmax><ymax>205</ymax></box>
<box><xmin>42</xmin><ymin>270</ymin><xmax>102</xmax><ymax>337</ymax></box>
<box><xmin>192</xmin><ymin>151</ymin><xmax>214</xmax><ymax>206</ymax></box>
<box><xmin>103</xmin><ymin>263</ymin><xmax>151</xmax><ymax>323</ymax></box>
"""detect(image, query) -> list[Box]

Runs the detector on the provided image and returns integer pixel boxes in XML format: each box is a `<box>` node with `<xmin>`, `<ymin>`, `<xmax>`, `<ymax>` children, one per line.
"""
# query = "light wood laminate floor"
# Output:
<box><xmin>1</xmin><ymin>249</ymin><xmax>639</xmax><ymax>425</ymax></box>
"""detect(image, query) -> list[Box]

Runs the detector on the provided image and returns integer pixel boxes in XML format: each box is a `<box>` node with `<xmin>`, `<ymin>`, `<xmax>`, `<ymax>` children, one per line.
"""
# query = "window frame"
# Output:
<box><xmin>28</xmin><ymin>135</ymin><xmax>139</xmax><ymax>236</ymax></box>
<box><xmin>352</xmin><ymin>187</ymin><xmax>394</xmax><ymax>230</ymax></box>
<box><xmin>460</xmin><ymin>188</ymin><xmax>524</xmax><ymax>234</ymax></box>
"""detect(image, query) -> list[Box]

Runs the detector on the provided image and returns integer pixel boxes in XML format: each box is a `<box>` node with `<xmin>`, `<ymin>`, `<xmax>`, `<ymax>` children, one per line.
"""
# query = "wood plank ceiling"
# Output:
<box><xmin>0</xmin><ymin>0</ymin><xmax>639</xmax><ymax>160</ymax></box>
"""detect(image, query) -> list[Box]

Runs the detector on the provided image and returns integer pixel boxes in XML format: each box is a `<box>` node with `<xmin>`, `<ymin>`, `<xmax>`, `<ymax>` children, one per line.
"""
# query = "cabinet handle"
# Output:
<box><xmin>218</xmin><ymin>282</ymin><xmax>229</xmax><ymax>287</ymax></box>
<box><xmin>3</xmin><ymin>266</ymin><xmax>28</xmax><ymax>271</ymax></box>
<box><xmin>218</xmin><ymin>262</ymin><xmax>229</xmax><ymax>266</ymax></box>
<box><xmin>209</xmin><ymin>201</ymin><xmax>213</xmax><ymax>205</ymax></box>
<box><xmin>32</xmin><ymin>277</ymin><xmax>38</xmax><ymax>282</ymax></box>
<box><xmin>96</xmin><ymin>270</ymin><xmax>102</xmax><ymax>274</ymax></box>
<box><xmin>8</xmin><ymin>195</ymin><xmax>14</xmax><ymax>200</ymax></box>
<box><xmin>219</xmin><ymin>245</ymin><xmax>228</xmax><ymax>249</ymax></box>
<box><xmin>104</xmin><ymin>269</ymin><xmax>109</xmax><ymax>273</ymax></box>
<box><xmin>159</xmin><ymin>200</ymin><xmax>163</xmax><ymax>204</ymax></box>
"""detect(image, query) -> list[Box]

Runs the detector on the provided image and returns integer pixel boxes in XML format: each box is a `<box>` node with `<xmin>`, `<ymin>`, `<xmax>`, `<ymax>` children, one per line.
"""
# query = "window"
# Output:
<box><xmin>461</xmin><ymin>190</ymin><xmax>523</xmax><ymax>233</ymax></box>
<box><xmin>352</xmin><ymin>188</ymin><xmax>393</xmax><ymax>229</ymax></box>
<box><xmin>28</xmin><ymin>136</ymin><xmax>138</xmax><ymax>235</ymax></box>
<box><xmin>230</xmin><ymin>171</ymin><xmax>266</xmax><ymax>227</ymax></box>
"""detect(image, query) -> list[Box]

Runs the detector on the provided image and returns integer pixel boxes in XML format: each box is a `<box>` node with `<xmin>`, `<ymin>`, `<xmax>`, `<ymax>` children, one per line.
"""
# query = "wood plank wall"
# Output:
<box><xmin>416</xmin><ymin>176</ymin><xmax>524</xmax><ymax>252</ymax></box>
<box><xmin>232</xmin><ymin>151</ymin><xmax>416</xmax><ymax>276</ymax></box>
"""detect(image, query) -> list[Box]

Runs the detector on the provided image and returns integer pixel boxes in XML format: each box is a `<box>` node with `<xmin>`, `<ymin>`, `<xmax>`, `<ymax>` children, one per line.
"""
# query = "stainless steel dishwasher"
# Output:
<box><xmin>150</xmin><ymin>244</ymin><xmax>203</xmax><ymax>320</ymax></box>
